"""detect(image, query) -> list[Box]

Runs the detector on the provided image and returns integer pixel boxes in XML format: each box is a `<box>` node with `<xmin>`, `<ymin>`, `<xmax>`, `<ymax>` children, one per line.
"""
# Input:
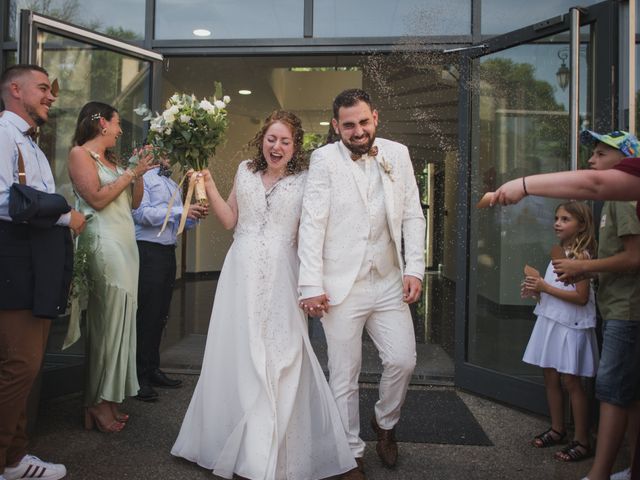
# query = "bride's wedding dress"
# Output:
<box><xmin>171</xmin><ymin>161</ymin><xmax>355</xmax><ymax>479</ymax></box>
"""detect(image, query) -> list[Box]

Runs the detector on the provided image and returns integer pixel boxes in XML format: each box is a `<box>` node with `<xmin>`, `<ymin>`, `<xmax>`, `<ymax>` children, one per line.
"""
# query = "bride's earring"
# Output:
<box><xmin>101</xmin><ymin>128</ymin><xmax>108</xmax><ymax>136</ymax></box>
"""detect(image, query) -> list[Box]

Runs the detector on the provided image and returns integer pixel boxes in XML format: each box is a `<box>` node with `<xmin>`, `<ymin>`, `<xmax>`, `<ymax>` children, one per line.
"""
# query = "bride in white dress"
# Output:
<box><xmin>171</xmin><ymin>111</ymin><xmax>356</xmax><ymax>479</ymax></box>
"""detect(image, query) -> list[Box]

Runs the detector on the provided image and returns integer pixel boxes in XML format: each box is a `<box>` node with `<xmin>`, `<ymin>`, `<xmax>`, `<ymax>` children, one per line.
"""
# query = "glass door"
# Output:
<box><xmin>18</xmin><ymin>10</ymin><xmax>162</xmax><ymax>398</ymax></box>
<box><xmin>456</xmin><ymin>1</ymin><xmax>614</xmax><ymax>413</ymax></box>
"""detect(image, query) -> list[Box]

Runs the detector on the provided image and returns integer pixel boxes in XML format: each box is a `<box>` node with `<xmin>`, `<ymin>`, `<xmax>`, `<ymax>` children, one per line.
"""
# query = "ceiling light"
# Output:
<box><xmin>238</xmin><ymin>89</ymin><xmax>252</xmax><ymax>95</ymax></box>
<box><xmin>192</xmin><ymin>29</ymin><xmax>211</xmax><ymax>37</ymax></box>
<box><xmin>319</xmin><ymin>121</ymin><xmax>330</xmax><ymax>126</ymax></box>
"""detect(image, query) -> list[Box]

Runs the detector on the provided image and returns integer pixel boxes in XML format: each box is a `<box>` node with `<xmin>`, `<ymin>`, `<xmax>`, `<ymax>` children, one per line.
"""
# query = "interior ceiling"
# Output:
<box><xmin>163</xmin><ymin>55</ymin><xmax>459</xmax><ymax>160</ymax></box>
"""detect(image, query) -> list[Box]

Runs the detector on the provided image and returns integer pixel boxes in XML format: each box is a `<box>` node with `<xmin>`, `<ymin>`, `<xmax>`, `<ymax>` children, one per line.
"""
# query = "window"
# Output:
<box><xmin>7</xmin><ymin>0</ymin><xmax>145</xmax><ymax>41</ymax></box>
<box><xmin>314</xmin><ymin>0</ymin><xmax>470</xmax><ymax>37</ymax></box>
<box><xmin>155</xmin><ymin>0</ymin><xmax>303</xmax><ymax>39</ymax></box>
<box><xmin>481</xmin><ymin>0</ymin><xmax>601</xmax><ymax>35</ymax></box>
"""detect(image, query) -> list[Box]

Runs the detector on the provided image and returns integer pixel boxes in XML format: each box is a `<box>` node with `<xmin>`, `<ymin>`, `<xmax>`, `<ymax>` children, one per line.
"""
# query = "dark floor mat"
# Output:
<box><xmin>359</xmin><ymin>387</ymin><xmax>493</xmax><ymax>446</ymax></box>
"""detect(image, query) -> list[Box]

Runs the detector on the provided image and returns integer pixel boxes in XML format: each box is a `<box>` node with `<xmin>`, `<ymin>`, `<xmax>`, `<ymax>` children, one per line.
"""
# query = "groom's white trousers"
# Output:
<box><xmin>321</xmin><ymin>266</ymin><xmax>417</xmax><ymax>458</ymax></box>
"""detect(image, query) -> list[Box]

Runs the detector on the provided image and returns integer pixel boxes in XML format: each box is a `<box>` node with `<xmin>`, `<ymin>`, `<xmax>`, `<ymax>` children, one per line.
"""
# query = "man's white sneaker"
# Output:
<box><xmin>611</xmin><ymin>467</ymin><xmax>632</xmax><ymax>480</ymax></box>
<box><xmin>3</xmin><ymin>455</ymin><xmax>66</xmax><ymax>480</ymax></box>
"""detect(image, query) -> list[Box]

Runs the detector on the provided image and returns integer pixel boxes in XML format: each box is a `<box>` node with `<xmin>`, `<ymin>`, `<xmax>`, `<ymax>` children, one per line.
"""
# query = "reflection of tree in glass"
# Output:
<box><xmin>479</xmin><ymin>58</ymin><xmax>569</xmax><ymax>170</ymax></box>
<box><xmin>14</xmin><ymin>0</ymin><xmax>80</xmax><ymax>25</ymax></box>
<box><xmin>23</xmin><ymin>2</ymin><xmax>143</xmax><ymax>158</ymax></box>
<box><xmin>10</xmin><ymin>0</ymin><xmax>142</xmax><ymax>40</ymax></box>
<box><xmin>479</xmin><ymin>58</ymin><xmax>564</xmax><ymax>112</ymax></box>
<box><xmin>11</xmin><ymin>0</ymin><xmax>80</xmax><ymax>38</ymax></box>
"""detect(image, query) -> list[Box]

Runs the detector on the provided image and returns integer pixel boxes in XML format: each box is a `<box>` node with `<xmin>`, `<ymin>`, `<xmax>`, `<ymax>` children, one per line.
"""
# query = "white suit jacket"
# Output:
<box><xmin>298</xmin><ymin>138</ymin><xmax>426</xmax><ymax>306</ymax></box>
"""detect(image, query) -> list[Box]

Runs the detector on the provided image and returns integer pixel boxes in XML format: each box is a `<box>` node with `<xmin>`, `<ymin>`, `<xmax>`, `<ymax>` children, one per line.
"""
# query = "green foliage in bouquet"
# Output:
<box><xmin>135</xmin><ymin>83</ymin><xmax>230</xmax><ymax>171</ymax></box>
<box><xmin>63</xmin><ymin>234</ymin><xmax>96</xmax><ymax>350</ymax></box>
<box><xmin>69</xmin><ymin>236</ymin><xmax>94</xmax><ymax>310</ymax></box>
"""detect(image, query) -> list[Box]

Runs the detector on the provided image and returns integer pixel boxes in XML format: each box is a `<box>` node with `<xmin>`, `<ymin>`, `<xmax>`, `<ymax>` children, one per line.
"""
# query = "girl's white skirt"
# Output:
<box><xmin>523</xmin><ymin>314</ymin><xmax>599</xmax><ymax>377</ymax></box>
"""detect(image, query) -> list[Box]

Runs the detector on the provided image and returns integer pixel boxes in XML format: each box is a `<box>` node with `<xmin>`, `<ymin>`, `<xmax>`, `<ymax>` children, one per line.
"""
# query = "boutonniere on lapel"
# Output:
<box><xmin>377</xmin><ymin>155</ymin><xmax>395</xmax><ymax>182</ymax></box>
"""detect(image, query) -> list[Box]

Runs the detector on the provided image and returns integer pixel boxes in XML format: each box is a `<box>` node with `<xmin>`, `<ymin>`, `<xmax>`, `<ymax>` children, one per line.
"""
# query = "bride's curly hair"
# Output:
<box><xmin>247</xmin><ymin>110</ymin><xmax>308</xmax><ymax>175</ymax></box>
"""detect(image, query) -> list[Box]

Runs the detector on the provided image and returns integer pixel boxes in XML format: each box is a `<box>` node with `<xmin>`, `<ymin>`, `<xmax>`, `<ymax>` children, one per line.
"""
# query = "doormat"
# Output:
<box><xmin>359</xmin><ymin>387</ymin><xmax>493</xmax><ymax>446</ymax></box>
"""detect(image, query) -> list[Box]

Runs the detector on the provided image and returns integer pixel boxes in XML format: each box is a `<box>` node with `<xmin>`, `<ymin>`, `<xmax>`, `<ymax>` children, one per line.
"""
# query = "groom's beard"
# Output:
<box><xmin>342</xmin><ymin>131</ymin><xmax>376</xmax><ymax>156</ymax></box>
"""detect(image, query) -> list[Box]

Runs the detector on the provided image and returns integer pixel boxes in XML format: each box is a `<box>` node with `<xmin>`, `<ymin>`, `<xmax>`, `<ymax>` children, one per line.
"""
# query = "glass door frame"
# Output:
<box><xmin>17</xmin><ymin>9</ymin><xmax>163</xmax><ymax>399</ymax></box>
<box><xmin>18</xmin><ymin>9</ymin><xmax>164</xmax><ymax>119</ymax></box>
<box><xmin>454</xmin><ymin>1</ymin><xmax>616</xmax><ymax>414</ymax></box>
<box><xmin>18</xmin><ymin>10</ymin><xmax>163</xmax><ymax>64</ymax></box>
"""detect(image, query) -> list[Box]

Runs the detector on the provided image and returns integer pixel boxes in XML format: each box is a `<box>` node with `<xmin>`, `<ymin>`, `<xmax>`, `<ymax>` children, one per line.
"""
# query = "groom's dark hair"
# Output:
<box><xmin>332</xmin><ymin>89</ymin><xmax>373</xmax><ymax>119</ymax></box>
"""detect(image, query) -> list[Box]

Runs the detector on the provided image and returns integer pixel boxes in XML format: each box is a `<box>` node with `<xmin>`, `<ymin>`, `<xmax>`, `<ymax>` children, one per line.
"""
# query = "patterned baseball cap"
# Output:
<box><xmin>580</xmin><ymin>129</ymin><xmax>640</xmax><ymax>157</ymax></box>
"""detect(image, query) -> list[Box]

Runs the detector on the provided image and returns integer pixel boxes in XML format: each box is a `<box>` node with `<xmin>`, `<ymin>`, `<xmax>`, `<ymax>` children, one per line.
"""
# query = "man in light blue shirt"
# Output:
<box><xmin>132</xmin><ymin>161</ymin><xmax>207</xmax><ymax>401</ymax></box>
<box><xmin>0</xmin><ymin>64</ymin><xmax>85</xmax><ymax>480</ymax></box>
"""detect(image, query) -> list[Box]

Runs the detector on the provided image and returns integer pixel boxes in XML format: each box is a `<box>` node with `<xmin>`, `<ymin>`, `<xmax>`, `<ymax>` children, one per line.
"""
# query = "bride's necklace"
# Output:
<box><xmin>261</xmin><ymin>170</ymin><xmax>285</xmax><ymax>191</ymax></box>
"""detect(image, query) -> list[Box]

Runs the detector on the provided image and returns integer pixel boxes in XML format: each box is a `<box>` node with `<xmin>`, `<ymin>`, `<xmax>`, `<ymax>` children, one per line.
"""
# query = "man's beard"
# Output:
<box><xmin>342</xmin><ymin>132</ymin><xmax>376</xmax><ymax>155</ymax></box>
<box><xmin>25</xmin><ymin>103</ymin><xmax>46</xmax><ymax>126</ymax></box>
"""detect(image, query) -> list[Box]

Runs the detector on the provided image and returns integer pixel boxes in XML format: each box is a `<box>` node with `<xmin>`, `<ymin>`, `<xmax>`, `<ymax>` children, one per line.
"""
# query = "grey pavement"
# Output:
<box><xmin>27</xmin><ymin>375</ymin><xmax>629</xmax><ymax>480</ymax></box>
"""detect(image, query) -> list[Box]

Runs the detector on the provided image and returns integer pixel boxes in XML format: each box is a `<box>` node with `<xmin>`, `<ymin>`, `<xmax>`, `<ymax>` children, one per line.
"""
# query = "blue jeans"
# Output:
<box><xmin>596</xmin><ymin>320</ymin><xmax>640</xmax><ymax>407</ymax></box>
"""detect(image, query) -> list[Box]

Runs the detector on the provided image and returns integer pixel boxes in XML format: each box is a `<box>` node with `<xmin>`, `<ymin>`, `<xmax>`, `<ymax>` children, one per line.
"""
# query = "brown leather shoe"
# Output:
<box><xmin>371</xmin><ymin>416</ymin><xmax>398</xmax><ymax>468</ymax></box>
<box><xmin>342</xmin><ymin>459</ymin><xmax>366</xmax><ymax>480</ymax></box>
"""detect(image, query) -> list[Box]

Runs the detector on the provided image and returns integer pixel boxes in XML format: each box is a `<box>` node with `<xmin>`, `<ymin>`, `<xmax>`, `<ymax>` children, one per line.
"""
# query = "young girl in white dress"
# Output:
<box><xmin>521</xmin><ymin>201</ymin><xmax>598</xmax><ymax>462</ymax></box>
<box><xmin>171</xmin><ymin>111</ymin><xmax>356</xmax><ymax>479</ymax></box>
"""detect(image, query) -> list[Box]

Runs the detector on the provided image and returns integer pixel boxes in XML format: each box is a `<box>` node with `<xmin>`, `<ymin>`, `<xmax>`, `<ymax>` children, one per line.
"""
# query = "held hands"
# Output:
<box><xmin>299</xmin><ymin>277</ymin><xmax>423</xmax><ymax>315</ymax></box>
<box><xmin>299</xmin><ymin>294</ymin><xmax>329</xmax><ymax>317</ymax></box>
<box><xmin>194</xmin><ymin>168</ymin><xmax>214</xmax><ymax>185</ymax></box>
<box><xmin>403</xmin><ymin>275</ymin><xmax>422</xmax><ymax>304</ymax></box>
<box><xmin>69</xmin><ymin>209</ymin><xmax>86</xmax><ymax>236</ymax></box>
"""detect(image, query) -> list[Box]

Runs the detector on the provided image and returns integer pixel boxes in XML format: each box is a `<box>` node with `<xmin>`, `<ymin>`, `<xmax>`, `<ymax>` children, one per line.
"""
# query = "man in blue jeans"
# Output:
<box><xmin>553</xmin><ymin>130</ymin><xmax>640</xmax><ymax>480</ymax></box>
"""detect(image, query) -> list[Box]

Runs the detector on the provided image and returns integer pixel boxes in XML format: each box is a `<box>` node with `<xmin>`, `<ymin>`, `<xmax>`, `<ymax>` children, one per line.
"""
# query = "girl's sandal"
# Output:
<box><xmin>532</xmin><ymin>427</ymin><xmax>566</xmax><ymax>448</ymax></box>
<box><xmin>554</xmin><ymin>440</ymin><xmax>593</xmax><ymax>462</ymax></box>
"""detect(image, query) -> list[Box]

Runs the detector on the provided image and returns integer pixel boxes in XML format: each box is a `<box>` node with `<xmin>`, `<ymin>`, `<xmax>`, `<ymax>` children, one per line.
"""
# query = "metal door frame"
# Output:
<box><xmin>454</xmin><ymin>1</ymin><xmax>616</xmax><ymax>413</ymax></box>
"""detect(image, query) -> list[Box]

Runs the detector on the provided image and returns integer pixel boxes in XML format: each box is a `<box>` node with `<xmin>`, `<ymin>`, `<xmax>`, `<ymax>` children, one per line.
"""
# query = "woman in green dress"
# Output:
<box><xmin>68</xmin><ymin>102</ymin><xmax>154</xmax><ymax>432</ymax></box>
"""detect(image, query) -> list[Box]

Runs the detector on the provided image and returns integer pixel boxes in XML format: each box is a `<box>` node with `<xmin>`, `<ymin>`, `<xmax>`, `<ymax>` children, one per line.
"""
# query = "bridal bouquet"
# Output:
<box><xmin>135</xmin><ymin>83</ymin><xmax>230</xmax><ymax>207</ymax></box>
<box><xmin>135</xmin><ymin>84</ymin><xmax>230</xmax><ymax>233</ymax></box>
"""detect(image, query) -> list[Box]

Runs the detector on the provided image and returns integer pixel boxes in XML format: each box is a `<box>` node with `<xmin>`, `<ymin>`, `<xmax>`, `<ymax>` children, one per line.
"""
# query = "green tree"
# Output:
<box><xmin>479</xmin><ymin>57</ymin><xmax>570</xmax><ymax>167</ymax></box>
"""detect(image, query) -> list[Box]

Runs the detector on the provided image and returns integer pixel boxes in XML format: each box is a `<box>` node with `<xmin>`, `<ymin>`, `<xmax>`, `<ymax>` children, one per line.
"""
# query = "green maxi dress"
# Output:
<box><xmin>77</xmin><ymin>152</ymin><xmax>139</xmax><ymax>406</ymax></box>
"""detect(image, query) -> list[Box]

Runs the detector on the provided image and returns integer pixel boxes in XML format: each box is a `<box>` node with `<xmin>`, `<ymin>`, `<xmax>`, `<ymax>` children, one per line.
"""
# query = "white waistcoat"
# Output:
<box><xmin>355</xmin><ymin>158</ymin><xmax>397</xmax><ymax>280</ymax></box>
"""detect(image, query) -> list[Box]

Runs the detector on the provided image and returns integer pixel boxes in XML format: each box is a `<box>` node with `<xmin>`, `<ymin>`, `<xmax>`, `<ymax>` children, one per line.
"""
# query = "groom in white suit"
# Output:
<box><xmin>298</xmin><ymin>89</ymin><xmax>425</xmax><ymax>479</ymax></box>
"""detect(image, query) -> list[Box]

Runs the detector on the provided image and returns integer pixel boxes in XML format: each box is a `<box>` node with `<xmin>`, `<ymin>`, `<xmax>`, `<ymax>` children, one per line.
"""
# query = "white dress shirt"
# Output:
<box><xmin>0</xmin><ymin>111</ymin><xmax>69</xmax><ymax>225</ymax></box>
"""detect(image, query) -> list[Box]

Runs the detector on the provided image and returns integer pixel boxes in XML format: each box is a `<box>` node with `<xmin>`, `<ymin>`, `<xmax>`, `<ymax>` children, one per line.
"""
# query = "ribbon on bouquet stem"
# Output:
<box><xmin>176</xmin><ymin>170</ymin><xmax>199</xmax><ymax>235</ymax></box>
<box><xmin>157</xmin><ymin>169</ymin><xmax>192</xmax><ymax>237</ymax></box>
